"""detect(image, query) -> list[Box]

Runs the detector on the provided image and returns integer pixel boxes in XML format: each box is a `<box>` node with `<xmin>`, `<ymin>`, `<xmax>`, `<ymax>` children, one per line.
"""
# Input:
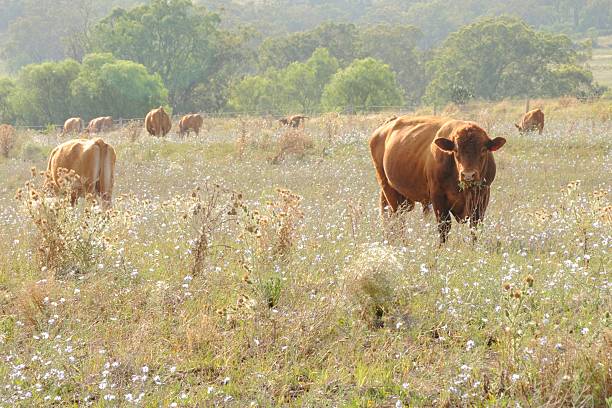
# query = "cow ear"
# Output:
<box><xmin>434</xmin><ymin>138</ymin><xmax>455</xmax><ymax>152</ymax></box>
<box><xmin>487</xmin><ymin>137</ymin><xmax>506</xmax><ymax>152</ymax></box>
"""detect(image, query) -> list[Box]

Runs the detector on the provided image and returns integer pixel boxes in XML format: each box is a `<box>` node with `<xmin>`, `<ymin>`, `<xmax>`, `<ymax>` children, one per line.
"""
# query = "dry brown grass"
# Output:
<box><xmin>0</xmin><ymin>124</ymin><xmax>16</xmax><ymax>157</ymax></box>
<box><xmin>270</xmin><ymin>128</ymin><xmax>314</xmax><ymax>164</ymax></box>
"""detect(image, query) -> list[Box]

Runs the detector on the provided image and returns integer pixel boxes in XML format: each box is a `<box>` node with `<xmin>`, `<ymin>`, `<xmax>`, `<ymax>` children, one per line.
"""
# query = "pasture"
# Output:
<box><xmin>0</xmin><ymin>99</ymin><xmax>610</xmax><ymax>406</ymax></box>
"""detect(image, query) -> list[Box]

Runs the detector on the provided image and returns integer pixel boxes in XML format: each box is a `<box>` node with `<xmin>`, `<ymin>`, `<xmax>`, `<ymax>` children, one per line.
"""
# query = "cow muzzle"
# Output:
<box><xmin>460</xmin><ymin>170</ymin><xmax>478</xmax><ymax>182</ymax></box>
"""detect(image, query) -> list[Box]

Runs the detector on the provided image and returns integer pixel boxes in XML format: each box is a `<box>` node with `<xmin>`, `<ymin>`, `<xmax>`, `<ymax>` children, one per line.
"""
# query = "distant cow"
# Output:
<box><xmin>46</xmin><ymin>138</ymin><xmax>116</xmax><ymax>209</ymax></box>
<box><xmin>145</xmin><ymin>106</ymin><xmax>171</xmax><ymax>137</ymax></box>
<box><xmin>62</xmin><ymin>118</ymin><xmax>83</xmax><ymax>135</ymax></box>
<box><xmin>279</xmin><ymin>115</ymin><xmax>308</xmax><ymax>128</ymax></box>
<box><xmin>515</xmin><ymin>108</ymin><xmax>544</xmax><ymax>134</ymax></box>
<box><xmin>87</xmin><ymin>116</ymin><xmax>113</xmax><ymax>133</ymax></box>
<box><xmin>369</xmin><ymin>116</ymin><xmax>506</xmax><ymax>244</ymax></box>
<box><xmin>178</xmin><ymin>113</ymin><xmax>204</xmax><ymax>137</ymax></box>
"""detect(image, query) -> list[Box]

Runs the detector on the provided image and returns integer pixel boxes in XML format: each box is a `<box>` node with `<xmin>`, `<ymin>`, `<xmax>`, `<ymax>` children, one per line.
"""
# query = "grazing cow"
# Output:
<box><xmin>145</xmin><ymin>106</ymin><xmax>171</xmax><ymax>137</ymax></box>
<box><xmin>178</xmin><ymin>113</ymin><xmax>204</xmax><ymax>137</ymax></box>
<box><xmin>62</xmin><ymin>118</ymin><xmax>83</xmax><ymax>135</ymax></box>
<box><xmin>369</xmin><ymin>116</ymin><xmax>506</xmax><ymax>244</ymax></box>
<box><xmin>279</xmin><ymin>115</ymin><xmax>308</xmax><ymax>128</ymax></box>
<box><xmin>87</xmin><ymin>116</ymin><xmax>113</xmax><ymax>133</ymax></box>
<box><xmin>515</xmin><ymin>108</ymin><xmax>544</xmax><ymax>134</ymax></box>
<box><xmin>46</xmin><ymin>138</ymin><xmax>116</xmax><ymax>209</ymax></box>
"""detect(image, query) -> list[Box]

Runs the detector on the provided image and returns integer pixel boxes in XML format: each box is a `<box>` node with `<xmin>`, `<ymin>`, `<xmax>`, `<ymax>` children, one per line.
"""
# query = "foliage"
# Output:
<box><xmin>89</xmin><ymin>0</ymin><xmax>248</xmax><ymax>112</ymax></box>
<box><xmin>424</xmin><ymin>17</ymin><xmax>601</xmax><ymax>105</ymax></box>
<box><xmin>358</xmin><ymin>24</ymin><xmax>428</xmax><ymax>105</ymax></box>
<box><xmin>231</xmin><ymin>48</ymin><xmax>339</xmax><ymax>114</ymax></box>
<box><xmin>321</xmin><ymin>58</ymin><xmax>404</xmax><ymax>112</ymax></box>
<box><xmin>11</xmin><ymin>60</ymin><xmax>81</xmax><ymax>126</ymax></box>
<box><xmin>71</xmin><ymin>53</ymin><xmax>168</xmax><ymax>120</ymax></box>
<box><xmin>258</xmin><ymin>22</ymin><xmax>359</xmax><ymax>71</ymax></box>
<box><xmin>0</xmin><ymin>0</ymin><xmax>130</xmax><ymax>72</ymax></box>
<box><xmin>0</xmin><ymin>77</ymin><xmax>16</xmax><ymax>123</ymax></box>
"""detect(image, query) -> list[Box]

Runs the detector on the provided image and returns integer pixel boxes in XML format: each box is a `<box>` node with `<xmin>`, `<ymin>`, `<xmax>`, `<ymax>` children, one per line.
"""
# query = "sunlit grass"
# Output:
<box><xmin>0</xmin><ymin>101</ymin><xmax>610</xmax><ymax>406</ymax></box>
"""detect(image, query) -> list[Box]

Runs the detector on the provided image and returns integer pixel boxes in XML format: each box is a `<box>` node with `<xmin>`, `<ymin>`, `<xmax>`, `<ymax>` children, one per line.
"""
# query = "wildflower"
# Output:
<box><xmin>466</xmin><ymin>340</ymin><xmax>475</xmax><ymax>351</ymax></box>
<box><xmin>524</xmin><ymin>275</ymin><xmax>534</xmax><ymax>287</ymax></box>
<box><xmin>511</xmin><ymin>374</ymin><xmax>520</xmax><ymax>382</ymax></box>
<box><xmin>581</xmin><ymin>327</ymin><xmax>589</xmax><ymax>335</ymax></box>
<box><xmin>503</xmin><ymin>282</ymin><xmax>511</xmax><ymax>291</ymax></box>
<box><xmin>512</xmin><ymin>289</ymin><xmax>522</xmax><ymax>299</ymax></box>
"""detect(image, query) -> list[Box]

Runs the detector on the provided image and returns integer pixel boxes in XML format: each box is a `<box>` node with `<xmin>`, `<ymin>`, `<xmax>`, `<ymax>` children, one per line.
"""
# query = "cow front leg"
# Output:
<box><xmin>433</xmin><ymin>198</ymin><xmax>452</xmax><ymax>245</ymax></box>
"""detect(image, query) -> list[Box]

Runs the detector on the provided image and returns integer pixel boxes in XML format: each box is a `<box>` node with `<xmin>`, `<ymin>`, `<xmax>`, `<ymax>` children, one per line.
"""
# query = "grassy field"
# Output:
<box><xmin>0</xmin><ymin>99</ymin><xmax>610</xmax><ymax>406</ymax></box>
<box><xmin>591</xmin><ymin>35</ymin><xmax>612</xmax><ymax>89</ymax></box>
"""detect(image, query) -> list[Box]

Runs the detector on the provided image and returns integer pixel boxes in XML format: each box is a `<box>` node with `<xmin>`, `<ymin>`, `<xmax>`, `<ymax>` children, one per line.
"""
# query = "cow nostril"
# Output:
<box><xmin>462</xmin><ymin>171</ymin><xmax>475</xmax><ymax>181</ymax></box>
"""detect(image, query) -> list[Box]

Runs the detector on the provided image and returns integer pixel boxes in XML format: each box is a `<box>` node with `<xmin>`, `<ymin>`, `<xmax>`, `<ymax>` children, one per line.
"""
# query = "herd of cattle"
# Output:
<box><xmin>17</xmin><ymin>107</ymin><xmax>545</xmax><ymax>244</ymax></box>
<box><xmin>60</xmin><ymin>109</ymin><xmax>310</xmax><ymax>138</ymax></box>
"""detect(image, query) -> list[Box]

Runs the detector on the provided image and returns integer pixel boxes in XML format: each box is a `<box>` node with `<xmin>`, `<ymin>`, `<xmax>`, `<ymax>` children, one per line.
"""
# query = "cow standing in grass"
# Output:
<box><xmin>62</xmin><ymin>117</ymin><xmax>83</xmax><ymax>135</ymax></box>
<box><xmin>369</xmin><ymin>116</ymin><xmax>506</xmax><ymax>244</ymax></box>
<box><xmin>515</xmin><ymin>108</ymin><xmax>544</xmax><ymax>134</ymax></box>
<box><xmin>145</xmin><ymin>106</ymin><xmax>171</xmax><ymax>137</ymax></box>
<box><xmin>46</xmin><ymin>138</ymin><xmax>116</xmax><ymax>209</ymax></box>
<box><xmin>178</xmin><ymin>113</ymin><xmax>204</xmax><ymax>137</ymax></box>
<box><xmin>87</xmin><ymin>116</ymin><xmax>113</xmax><ymax>133</ymax></box>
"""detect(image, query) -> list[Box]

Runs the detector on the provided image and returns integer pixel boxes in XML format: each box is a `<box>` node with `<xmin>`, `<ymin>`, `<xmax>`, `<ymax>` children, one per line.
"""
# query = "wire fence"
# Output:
<box><xmin>10</xmin><ymin>105</ymin><xmax>419</xmax><ymax>131</ymax></box>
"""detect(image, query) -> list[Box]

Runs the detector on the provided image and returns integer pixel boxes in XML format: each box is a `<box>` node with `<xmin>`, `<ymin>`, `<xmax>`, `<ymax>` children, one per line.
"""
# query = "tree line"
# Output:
<box><xmin>0</xmin><ymin>0</ymin><xmax>608</xmax><ymax>126</ymax></box>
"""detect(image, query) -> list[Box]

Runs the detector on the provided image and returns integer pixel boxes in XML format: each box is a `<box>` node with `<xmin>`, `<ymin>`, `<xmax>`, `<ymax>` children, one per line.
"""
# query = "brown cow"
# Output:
<box><xmin>369</xmin><ymin>116</ymin><xmax>506</xmax><ymax>244</ymax></box>
<box><xmin>145</xmin><ymin>106</ymin><xmax>171</xmax><ymax>137</ymax></box>
<box><xmin>62</xmin><ymin>118</ymin><xmax>83</xmax><ymax>135</ymax></box>
<box><xmin>87</xmin><ymin>116</ymin><xmax>113</xmax><ymax>133</ymax></box>
<box><xmin>46</xmin><ymin>138</ymin><xmax>116</xmax><ymax>209</ymax></box>
<box><xmin>515</xmin><ymin>108</ymin><xmax>544</xmax><ymax>134</ymax></box>
<box><xmin>279</xmin><ymin>115</ymin><xmax>308</xmax><ymax>128</ymax></box>
<box><xmin>178</xmin><ymin>113</ymin><xmax>204</xmax><ymax>137</ymax></box>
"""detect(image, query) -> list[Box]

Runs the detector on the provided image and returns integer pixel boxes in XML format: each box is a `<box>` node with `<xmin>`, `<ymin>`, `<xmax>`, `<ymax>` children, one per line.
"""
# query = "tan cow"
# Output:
<box><xmin>515</xmin><ymin>108</ymin><xmax>544</xmax><ymax>134</ymax></box>
<box><xmin>369</xmin><ymin>116</ymin><xmax>506</xmax><ymax>244</ymax></box>
<box><xmin>87</xmin><ymin>116</ymin><xmax>113</xmax><ymax>133</ymax></box>
<box><xmin>62</xmin><ymin>118</ymin><xmax>83</xmax><ymax>135</ymax></box>
<box><xmin>46</xmin><ymin>138</ymin><xmax>116</xmax><ymax>209</ymax></box>
<box><xmin>145</xmin><ymin>106</ymin><xmax>171</xmax><ymax>137</ymax></box>
<box><xmin>178</xmin><ymin>113</ymin><xmax>204</xmax><ymax>137</ymax></box>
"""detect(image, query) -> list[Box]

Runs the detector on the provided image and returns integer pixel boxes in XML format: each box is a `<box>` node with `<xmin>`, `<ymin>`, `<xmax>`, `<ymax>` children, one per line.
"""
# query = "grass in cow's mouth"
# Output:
<box><xmin>458</xmin><ymin>180</ymin><xmax>487</xmax><ymax>191</ymax></box>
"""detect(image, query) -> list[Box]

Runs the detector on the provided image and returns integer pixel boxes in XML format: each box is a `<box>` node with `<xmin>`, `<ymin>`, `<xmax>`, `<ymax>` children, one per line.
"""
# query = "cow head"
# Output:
<box><xmin>434</xmin><ymin>124</ymin><xmax>505</xmax><ymax>184</ymax></box>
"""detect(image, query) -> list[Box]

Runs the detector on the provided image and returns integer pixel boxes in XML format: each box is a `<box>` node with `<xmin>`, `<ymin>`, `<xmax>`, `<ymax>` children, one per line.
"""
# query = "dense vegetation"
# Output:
<box><xmin>0</xmin><ymin>0</ymin><xmax>609</xmax><ymax>125</ymax></box>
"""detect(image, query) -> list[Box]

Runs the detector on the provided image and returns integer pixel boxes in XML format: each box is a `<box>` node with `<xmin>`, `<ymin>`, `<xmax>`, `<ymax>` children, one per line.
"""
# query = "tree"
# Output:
<box><xmin>230</xmin><ymin>48</ymin><xmax>339</xmax><ymax>114</ymax></box>
<box><xmin>1</xmin><ymin>0</ymin><xmax>107</xmax><ymax>71</ymax></box>
<box><xmin>11</xmin><ymin>60</ymin><xmax>80</xmax><ymax>126</ymax></box>
<box><xmin>229</xmin><ymin>71</ymin><xmax>284</xmax><ymax>114</ymax></box>
<box><xmin>358</xmin><ymin>24</ymin><xmax>428</xmax><ymax>105</ymax></box>
<box><xmin>279</xmin><ymin>48</ymin><xmax>340</xmax><ymax>112</ymax></box>
<box><xmin>424</xmin><ymin>17</ymin><xmax>598</xmax><ymax>105</ymax></box>
<box><xmin>257</xmin><ymin>22</ymin><xmax>359</xmax><ymax>71</ymax></box>
<box><xmin>321</xmin><ymin>58</ymin><xmax>403</xmax><ymax>112</ymax></box>
<box><xmin>71</xmin><ymin>53</ymin><xmax>168</xmax><ymax>120</ymax></box>
<box><xmin>89</xmin><ymin>0</ymin><xmax>248</xmax><ymax>112</ymax></box>
<box><xmin>0</xmin><ymin>78</ymin><xmax>16</xmax><ymax>124</ymax></box>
